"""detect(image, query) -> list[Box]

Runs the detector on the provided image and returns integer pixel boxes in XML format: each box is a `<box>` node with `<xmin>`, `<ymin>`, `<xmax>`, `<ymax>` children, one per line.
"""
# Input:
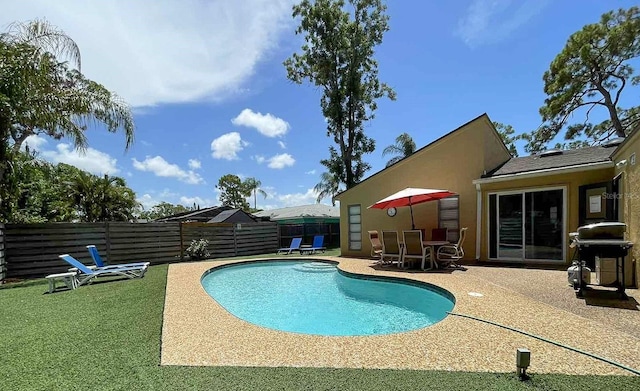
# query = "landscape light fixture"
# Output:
<box><xmin>516</xmin><ymin>348</ymin><xmax>531</xmax><ymax>379</ymax></box>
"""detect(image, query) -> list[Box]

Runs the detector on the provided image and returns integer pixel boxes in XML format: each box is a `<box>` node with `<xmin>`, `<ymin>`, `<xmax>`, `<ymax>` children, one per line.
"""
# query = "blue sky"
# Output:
<box><xmin>2</xmin><ymin>0</ymin><xmax>638</xmax><ymax>211</ymax></box>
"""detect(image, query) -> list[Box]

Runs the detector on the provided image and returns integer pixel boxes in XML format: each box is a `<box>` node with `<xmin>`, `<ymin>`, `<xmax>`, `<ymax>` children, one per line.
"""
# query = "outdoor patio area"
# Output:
<box><xmin>161</xmin><ymin>257</ymin><xmax>640</xmax><ymax>375</ymax></box>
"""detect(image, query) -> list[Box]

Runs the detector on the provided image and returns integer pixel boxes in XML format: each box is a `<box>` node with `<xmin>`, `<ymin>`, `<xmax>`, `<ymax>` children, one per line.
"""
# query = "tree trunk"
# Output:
<box><xmin>596</xmin><ymin>83</ymin><xmax>626</xmax><ymax>137</ymax></box>
<box><xmin>345</xmin><ymin>157</ymin><xmax>354</xmax><ymax>189</ymax></box>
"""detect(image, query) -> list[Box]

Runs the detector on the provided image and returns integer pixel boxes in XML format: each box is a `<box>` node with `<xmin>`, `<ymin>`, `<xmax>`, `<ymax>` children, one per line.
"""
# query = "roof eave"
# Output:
<box><xmin>472</xmin><ymin>161</ymin><xmax>614</xmax><ymax>185</ymax></box>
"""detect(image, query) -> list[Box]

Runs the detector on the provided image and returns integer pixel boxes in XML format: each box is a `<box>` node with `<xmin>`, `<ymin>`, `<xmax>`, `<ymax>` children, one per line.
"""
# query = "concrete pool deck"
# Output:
<box><xmin>161</xmin><ymin>257</ymin><xmax>640</xmax><ymax>375</ymax></box>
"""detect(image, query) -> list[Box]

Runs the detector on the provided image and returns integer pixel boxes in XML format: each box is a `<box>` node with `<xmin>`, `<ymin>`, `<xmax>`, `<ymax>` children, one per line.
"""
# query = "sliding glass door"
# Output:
<box><xmin>497</xmin><ymin>193</ymin><xmax>523</xmax><ymax>259</ymax></box>
<box><xmin>490</xmin><ymin>188</ymin><xmax>565</xmax><ymax>262</ymax></box>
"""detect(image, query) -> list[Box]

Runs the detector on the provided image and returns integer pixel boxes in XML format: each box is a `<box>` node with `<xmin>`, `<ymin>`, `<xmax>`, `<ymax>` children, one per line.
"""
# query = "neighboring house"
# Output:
<box><xmin>254</xmin><ymin>204</ymin><xmax>340</xmax><ymax>247</ymax></box>
<box><xmin>334</xmin><ymin>113</ymin><xmax>640</xmax><ymax>286</ymax></box>
<box><xmin>155</xmin><ymin>206</ymin><xmax>258</xmax><ymax>224</ymax></box>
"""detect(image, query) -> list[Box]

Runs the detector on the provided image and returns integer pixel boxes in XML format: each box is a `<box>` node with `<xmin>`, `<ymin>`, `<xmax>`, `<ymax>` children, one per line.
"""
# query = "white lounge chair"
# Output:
<box><xmin>301</xmin><ymin>235</ymin><xmax>326</xmax><ymax>255</ymax></box>
<box><xmin>59</xmin><ymin>254</ymin><xmax>148</xmax><ymax>288</ymax></box>
<box><xmin>277</xmin><ymin>238</ymin><xmax>302</xmax><ymax>255</ymax></box>
<box><xmin>86</xmin><ymin>245</ymin><xmax>150</xmax><ymax>269</ymax></box>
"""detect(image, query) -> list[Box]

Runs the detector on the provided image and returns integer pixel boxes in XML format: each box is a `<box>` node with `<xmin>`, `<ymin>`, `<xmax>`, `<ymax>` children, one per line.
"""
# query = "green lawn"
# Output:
<box><xmin>1</xmin><ymin>256</ymin><xmax>639</xmax><ymax>390</ymax></box>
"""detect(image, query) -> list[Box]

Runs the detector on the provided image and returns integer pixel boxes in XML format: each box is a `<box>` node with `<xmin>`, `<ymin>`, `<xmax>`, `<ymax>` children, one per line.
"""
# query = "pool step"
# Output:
<box><xmin>293</xmin><ymin>262</ymin><xmax>336</xmax><ymax>273</ymax></box>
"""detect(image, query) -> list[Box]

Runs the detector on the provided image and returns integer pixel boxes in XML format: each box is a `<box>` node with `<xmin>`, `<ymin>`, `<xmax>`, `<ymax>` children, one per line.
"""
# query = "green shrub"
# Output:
<box><xmin>185</xmin><ymin>238</ymin><xmax>210</xmax><ymax>260</ymax></box>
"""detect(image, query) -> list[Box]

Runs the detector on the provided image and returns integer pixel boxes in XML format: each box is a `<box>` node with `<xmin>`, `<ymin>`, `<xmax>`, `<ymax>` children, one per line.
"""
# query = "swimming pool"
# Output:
<box><xmin>200</xmin><ymin>260</ymin><xmax>455</xmax><ymax>336</ymax></box>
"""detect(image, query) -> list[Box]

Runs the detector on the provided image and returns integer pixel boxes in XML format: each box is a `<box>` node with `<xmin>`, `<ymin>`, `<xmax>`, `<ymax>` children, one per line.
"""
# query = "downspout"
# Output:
<box><xmin>475</xmin><ymin>183</ymin><xmax>482</xmax><ymax>261</ymax></box>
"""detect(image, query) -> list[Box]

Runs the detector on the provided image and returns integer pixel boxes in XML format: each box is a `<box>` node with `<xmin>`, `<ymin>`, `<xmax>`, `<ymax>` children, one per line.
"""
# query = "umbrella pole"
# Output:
<box><xmin>410</xmin><ymin>203</ymin><xmax>415</xmax><ymax>230</ymax></box>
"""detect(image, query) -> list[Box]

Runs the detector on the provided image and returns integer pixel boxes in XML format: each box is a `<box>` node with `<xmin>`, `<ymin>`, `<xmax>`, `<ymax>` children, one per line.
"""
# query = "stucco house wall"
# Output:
<box><xmin>612</xmin><ymin>131</ymin><xmax>640</xmax><ymax>285</ymax></box>
<box><xmin>477</xmin><ymin>168</ymin><xmax>615</xmax><ymax>264</ymax></box>
<box><xmin>335</xmin><ymin>114</ymin><xmax>511</xmax><ymax>259</ymax></box>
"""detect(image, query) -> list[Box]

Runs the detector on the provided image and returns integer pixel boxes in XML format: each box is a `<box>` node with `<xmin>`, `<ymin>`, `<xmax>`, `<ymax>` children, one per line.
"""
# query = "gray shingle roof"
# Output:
<box><xmin>155</xmin><ymin>206</ymin><xmax>228</xmax><ymax>222</ymax></box>
<box><xmin>253</xmin><ymin>204</ymin><xmax>339</xmax><ymax>220</ymax></box>
<box><xmin>208</xmin><ymin>209</ymin><xmax>239</xmax><ymax>223</ymax></box>
<box><xmin>208</xmin><ymin>209</ymin><xmax>257</xmax><ymax>223</ymax></box>
<box><xmin>485</xmin><ymin>146</ymin><xmax>615</xmax><ymax>178</ymax></box>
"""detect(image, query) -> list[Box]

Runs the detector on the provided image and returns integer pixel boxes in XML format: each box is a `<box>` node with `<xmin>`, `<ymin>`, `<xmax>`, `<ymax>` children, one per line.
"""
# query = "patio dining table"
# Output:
<box><xmin>398</xmin><ymin>240</ymin><xmax>450</xmax><ymax>270</ymax></box>
<box><xmin>422</xmin><ymin>240</ymin><xmax>450</xmax><ymax>270</ymax></box>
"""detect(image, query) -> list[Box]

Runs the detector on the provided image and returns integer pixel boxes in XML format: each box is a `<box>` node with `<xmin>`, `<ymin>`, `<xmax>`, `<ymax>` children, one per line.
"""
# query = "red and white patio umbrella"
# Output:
<box><xmin>368</xmin><ymin>188</ymin><xmax>457</xmax><ymax>230</ymax></box>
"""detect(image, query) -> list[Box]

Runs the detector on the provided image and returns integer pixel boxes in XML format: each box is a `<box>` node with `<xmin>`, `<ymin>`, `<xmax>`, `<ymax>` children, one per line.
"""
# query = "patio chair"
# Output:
<box><xmin>381</xmin><ymin>230</ymin><xmax>402</xmax><ymax>266</ymax></box>
<box><xmin>86</xmin><ymin>245</ymin><xmax>150</xmax><ymax>269</ymax></box>
<box><xmin>402</xmin><ymin>230</ymin><xmax>432</xmax><ymax>270</ymax></box>
<box><xmin>436</xmin><ymin>227</ymin><xmax>468</xmax><ymax>268</ymax></box>
<box><xmin>301</xmin><ymin>235</ymin><xmax>326</xmax><ymax>254</ymax></box>
<box><xmin>277</xmin><ymin>237</ymin><xmax>303</xmax><ymax>255</ymax></box>
<box><xmin>59</xmin><ymin>254</ymin><xmax>148</xmax><ymax>288</ymax></box>
<box><xmin>368</xmin><ymin>230</ymin><xmax>383</xmax><ymax>260</ymax></box>
<box><xmin>431</xmin><ymin>228</ymin><xmax>448</xmax><ymax>241</ymax></box>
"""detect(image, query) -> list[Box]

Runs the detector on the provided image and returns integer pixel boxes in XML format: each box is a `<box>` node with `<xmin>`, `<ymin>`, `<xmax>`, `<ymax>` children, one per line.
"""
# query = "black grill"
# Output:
<box><xmin>570</xmin><ymin>222</ymin><xmax>633</xmax><ymax>299</ymax></box>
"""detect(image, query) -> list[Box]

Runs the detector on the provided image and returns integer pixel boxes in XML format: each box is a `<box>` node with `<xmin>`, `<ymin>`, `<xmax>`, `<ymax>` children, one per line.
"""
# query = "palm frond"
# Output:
<box><xmin>2</xmin><ymin>19</ymin><xmax>81</xmax><ymax>70</ymax></box>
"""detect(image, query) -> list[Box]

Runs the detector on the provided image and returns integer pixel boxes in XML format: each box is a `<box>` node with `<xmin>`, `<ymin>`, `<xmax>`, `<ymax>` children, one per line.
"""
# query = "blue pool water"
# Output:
<box><xmin>200</xmin><ymin>261</ymin><xmax>455</xmax><ymax>336</ymax></box>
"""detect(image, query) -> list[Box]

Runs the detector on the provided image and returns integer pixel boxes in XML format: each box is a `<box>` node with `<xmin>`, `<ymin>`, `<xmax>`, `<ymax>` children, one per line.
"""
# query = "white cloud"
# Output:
<box><xmin>159</xmin><ymin>188</ymin><xmax>179</xmax><ymax>198</ymax></box>
<box><xmin>40</xmin><ymin>143</ymin><xmax>119</xmax><ymax>175</ymax></box>
<box><xmin>211</xmin><ymin>132</ymin><xmax>247</xmax><ymax>160</ymax></box>
<box><xmin>231</xmin><ymin>108</ymin><xmax>290</xmax><ymax>137</ymax></box>
<box><xmin>132</xmin><ymin>155</ymin><xmax>204</xmax><ymax>184</ymax></box>
<box><xmin>267</xmin><ymin>153</ymin><xmax>295</xmax><ymax>169</ymax></box>
<box><xmin>180</xmin><ymin>196</ymin><xmax>218</xmax><ymax>207</ymax></box>
<box><xmin>188</xmin><ymin>159</ymin><xmax>202</xmax><ymax>169</ymax></box>
<box><xmin>21</xmin><ymin>135</ymin><xmax>48</xmax><ymax>151</ymax></box>
<box><xmin>253</xmin><ymin>155</ymin><xmax>266</xmax><ymax>164</ymax></box>
<box><xmin>305</xmin><ymin>169</ymin><xmax>317</xmax><ymax>175</ymax></box>
<box><xmin>278</xmin><ymin>141</ymin><xmax>286</xmax><ymax>149</ymax></box>
<box><xmin>248</xmin><ymin>186</ymin><xmax>337</xmax><ymax>209</ymax></box>
<box><xmin>0</xmin><ymin>1</ymin><xmax>294</xmax><ymax>107</ymax></box>
<box><xmin>276</xmin><ymin>188</ymin><xmax>319</xmax><ymax>207</ymax></box>
<box><xmin>455</xmin><ymin>0</ymin><xmax>549</xmax><ymax>47</ymax></box>
<box><xmin>137</xmin><ymin>193</ymin><xmax>160</xmax><ymax>211</ymax></box>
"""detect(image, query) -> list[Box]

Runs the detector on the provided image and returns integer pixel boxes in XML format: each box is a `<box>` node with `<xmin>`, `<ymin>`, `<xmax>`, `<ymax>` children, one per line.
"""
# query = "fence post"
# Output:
<box><xmin>0</xmin><ymin>223</ymin><xmax>5</xmax><ymax>284</ymax></box>
<box><xmin>233</xmin><ymin>224</ymin><xmax>238</xmax><ymax>256</ymax></box>
<box><xmin>105</xmin><ymin>221</ymin><xmax>111</xmax><ymax>262</ymax></box>
<box><xmin>277</xmin><ymin>224</ymin><xmax>281</xmax><ymax>248</ymax></box>
<box><xmin>179</xmin><ymin>222</ymin><xmax>184</xmax><ymax>261</ymax></box>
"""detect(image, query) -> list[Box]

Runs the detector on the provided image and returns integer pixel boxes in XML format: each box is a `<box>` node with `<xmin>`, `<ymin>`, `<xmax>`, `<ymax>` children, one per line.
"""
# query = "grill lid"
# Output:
<box><xmin>577</xmin><ymin>222</ymin><xmax>626</xmax><ymax>240</ymax></box>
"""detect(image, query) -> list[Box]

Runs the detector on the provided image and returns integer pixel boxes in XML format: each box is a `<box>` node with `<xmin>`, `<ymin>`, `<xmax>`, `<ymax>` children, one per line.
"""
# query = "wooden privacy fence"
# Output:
<box><xmin>1</xmin><ymin>221</ymin><xmax>278</xmax><ymax>280</ymax></box>
<box><xmin>0</xmin><ymin>224</ymin><xmax>5</xmax><ymax>284</ymax></box>
<box><xmin>181</xmin><ymin>222</ymin><xmax>278</xmax><ymax>258</ymax></box>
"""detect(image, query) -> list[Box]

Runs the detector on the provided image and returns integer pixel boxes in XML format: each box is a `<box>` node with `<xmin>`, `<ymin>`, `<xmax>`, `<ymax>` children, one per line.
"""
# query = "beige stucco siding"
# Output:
<box><xmin>612</xmin><ymin>135</ymin><xmax>640</xmax><ymax>286</ymax></box>
<box><xmin>336</xmin><ymin>115</ymin><xmax>510</xmax><ymax>259</ymax></box>
<box><xmin>478</xmin><ymin>168</ymin><xmax>615</xmax><ymax>264</ymax></box>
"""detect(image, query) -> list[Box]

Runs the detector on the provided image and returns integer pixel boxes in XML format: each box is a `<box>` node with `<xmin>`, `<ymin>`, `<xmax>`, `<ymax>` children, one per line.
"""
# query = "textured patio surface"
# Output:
<box><xmin>161</xmin><ymin>257</ymin><xmax>640</xmax><ymax>375</ymax></box>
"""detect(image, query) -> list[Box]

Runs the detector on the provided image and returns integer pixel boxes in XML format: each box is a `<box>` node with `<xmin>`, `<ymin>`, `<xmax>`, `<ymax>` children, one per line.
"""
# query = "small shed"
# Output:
<box><xmin>254</xmin><ymin>204</ymin><xmax>340</xmax><ymax>248</ymax></box>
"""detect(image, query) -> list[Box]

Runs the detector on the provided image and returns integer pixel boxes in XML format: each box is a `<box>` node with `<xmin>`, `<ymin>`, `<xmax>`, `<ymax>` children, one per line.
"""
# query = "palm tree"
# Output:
<box><xmin>1</xmin><ymin>19</ymin><xmax>81</xmax><ymax>69</ymax></box>
<box><xmin>0</xmin><ymin>19</ymin><xmax>134</xmax><ymax>179</ymax></box>
<box><xmin>66</xmin><ymin>171</ymin><xmax>139</xmax><ymax>222</ymax></box>
<box><xmin>382</xmin><ymin>133</ymin><xmax>416</xmax><ymax>167</ymax></box>
<box><xmin>94</xmin><ymin>174</ymin><xmax>139</xmax><ymax>221</ymax></box>
<box><xmin>66</xmin><ymin>170</ymin><xmax>96</xmax><ymax>221</ymax></box>
<box><xmin>243</xmin><ymin>177</ymin><xmax>267</xmax><ymax>210</ymax></box>
<box><xmin>314</xmin><ymin>172</ymin><xmax>343</xmax><ymax>206</ymax></box>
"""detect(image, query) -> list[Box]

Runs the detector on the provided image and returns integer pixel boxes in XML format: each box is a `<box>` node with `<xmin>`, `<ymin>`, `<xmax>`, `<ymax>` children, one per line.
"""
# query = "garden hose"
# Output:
<box><xmin>447</xmin><ymin>311</ymin><xmax>640</xmax><ymax>376</ymax></box>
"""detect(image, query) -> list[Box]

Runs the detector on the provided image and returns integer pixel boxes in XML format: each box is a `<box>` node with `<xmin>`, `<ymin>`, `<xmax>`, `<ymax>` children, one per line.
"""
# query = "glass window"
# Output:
<box><xmin>348</xmin><ymin>204</ymin><xmax>362</xmax><ymax>251</ymax></box>
<box><xmin>438</xmin><ymin>196</ymin><xmax>459</xmax><ymax>242</ymax></box>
